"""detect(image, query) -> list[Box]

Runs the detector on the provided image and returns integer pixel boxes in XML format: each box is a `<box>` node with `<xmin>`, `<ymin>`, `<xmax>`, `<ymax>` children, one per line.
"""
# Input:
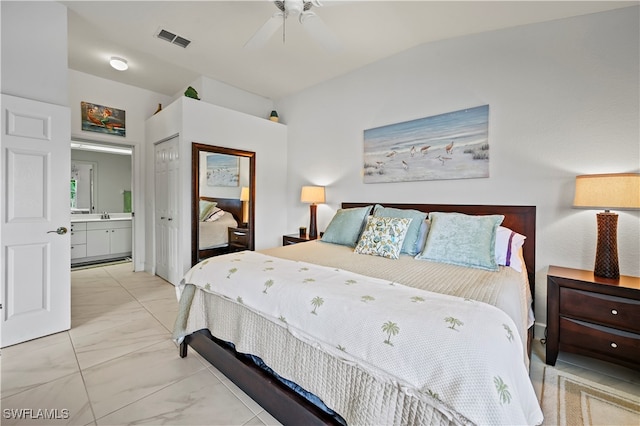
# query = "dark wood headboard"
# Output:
<box><xmin>342</xmin><ymin>203</ymin><xmax>536</xmax><ymax>300</ymax></box>
<box><xmin>200</xmin><ymin>196</ymin><xmax>243</xmax><ymax>224</ymax></box>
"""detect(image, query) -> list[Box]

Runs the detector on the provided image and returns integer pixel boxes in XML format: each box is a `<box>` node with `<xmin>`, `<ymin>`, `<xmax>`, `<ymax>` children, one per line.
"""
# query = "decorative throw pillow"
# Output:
<box><xmin>373</xmin><ymin>205</ymin><xmax>428</xmax><ymax>256</ymax></box>
<box><xmin>321</xmin><ymin>205</ymin><xmax>373</xmax><ymax>247</ymax></box>
<box><xmin>416</xmin><ymin>212</ymin><xmax>504</xmax><ymax>271</ymax></box>
<box><xmin>354</xmin><ymin>216</ymin><xmax>411</xmax><ymax>259</ymax></box>
<box><xmin>199</xmin><ymin>200</ymin><xmax>217</xmax><ymax>221</ymax></box>
<box><xmin>495</xmin><ymin>226</ymin><xmax>526</xmax><ymax>272</ymax></box>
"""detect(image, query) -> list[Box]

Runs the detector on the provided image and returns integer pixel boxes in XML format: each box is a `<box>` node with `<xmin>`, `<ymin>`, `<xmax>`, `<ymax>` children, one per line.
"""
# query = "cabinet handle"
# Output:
<box><xmin>611</xmin><ymin>309</ymin><xmax>618</xmax><ymax>315</ymax></box>
<box><xmin>161</xmin><ymin>216</ymin><xmax>166</xmax><ymax>220</ymax></box>
<box><xmin>611</xmin><ymin>342</ymin><xmax>618</xmax><ymax>348</ymax></box>
<box><xmin>106</xmin><ymin>230</ymin><xmax>109</xmax><ymax>233</ymax></box>
<box><xmin>168</xmin><ymin>218</ymin><xmax>173</xmax><ymax>221</ymax></box>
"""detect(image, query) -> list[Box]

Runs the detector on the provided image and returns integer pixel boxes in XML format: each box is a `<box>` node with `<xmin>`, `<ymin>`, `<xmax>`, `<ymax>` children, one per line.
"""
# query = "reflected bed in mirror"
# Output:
<box><xmin>192</xmin><ymin>143</ymin><xmax>255</xmax><ymax>265</ymax></box>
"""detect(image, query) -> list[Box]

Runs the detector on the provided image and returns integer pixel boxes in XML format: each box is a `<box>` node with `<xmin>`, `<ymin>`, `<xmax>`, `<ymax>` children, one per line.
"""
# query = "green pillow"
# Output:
<box><xmin>199</xmin><ymin>200</ymin><xmax>217</xmax><ymax>221</ymax></box>
<box><xmin>373</xmin><ymin>204</ymin><xmax>427</xmax><ymax>255</ymax></box>
<box><xmin>416</xmin><ymin>212</ymin><xmax>504</xmax><ymax>271</ymax></box>
<box><xmin>321</xmin><ymin>205</ymin><xmax>373</xmax><ymax>247</ymax></box>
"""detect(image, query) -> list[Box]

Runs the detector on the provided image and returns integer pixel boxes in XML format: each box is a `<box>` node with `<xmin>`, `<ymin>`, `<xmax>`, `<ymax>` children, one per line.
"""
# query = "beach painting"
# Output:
<box><xmin>206</xmin><ymin>153</ymin><xmax>239</xmax><ymax>187</ymax></box>
<box><xmin>363</xmin><ymin>105</ymin><xmax>490</xmax><ymax>183</ymax></box>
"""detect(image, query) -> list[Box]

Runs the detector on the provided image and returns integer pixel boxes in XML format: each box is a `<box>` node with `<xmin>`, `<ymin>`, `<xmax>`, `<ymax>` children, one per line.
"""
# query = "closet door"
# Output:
<box><xmin>154</xmin><ymin>137</ymin><xmax>179</xmax><ymax>284</ymax></box>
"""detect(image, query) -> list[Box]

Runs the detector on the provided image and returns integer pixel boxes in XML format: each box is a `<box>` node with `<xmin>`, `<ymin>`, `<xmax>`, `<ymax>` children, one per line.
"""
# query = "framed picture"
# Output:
<box><xmin>206</xmin><ymin>153</ymin><xmax>239</xmax><ymax>187</ymax></box>
<box><xmin>363</xmin><ymin>105</ymin><xmax>489</xmax><ymax>183</ymax></box>
<box><xmin>81</xmin><ymin>102</ymin><xmax>126</xmax><ymax>137</ymax></box>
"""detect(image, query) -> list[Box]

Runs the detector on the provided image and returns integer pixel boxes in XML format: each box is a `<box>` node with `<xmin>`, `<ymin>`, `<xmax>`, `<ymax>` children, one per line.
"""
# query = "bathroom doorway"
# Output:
<box><xmin>70</xmin><ymin>140</ymin><xmax>136</xmax><ymax>269</ymax></box>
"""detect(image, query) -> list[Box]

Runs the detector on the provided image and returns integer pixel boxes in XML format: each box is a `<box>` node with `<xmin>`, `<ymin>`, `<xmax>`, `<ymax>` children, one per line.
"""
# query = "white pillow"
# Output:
<box><xmin>495</xmin><ymin>226</ymin><xmax>526</xmax><ymax>272</ymax></box>
<box><xmin>204</xmin><ymin>207</ymin><xmax>225</xmax><ymax>222</ymax></box>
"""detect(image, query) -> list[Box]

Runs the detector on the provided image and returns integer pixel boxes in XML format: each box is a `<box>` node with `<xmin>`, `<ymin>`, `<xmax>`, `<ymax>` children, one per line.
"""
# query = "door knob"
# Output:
<box><xmin>47</xmin><ymin>226</ymin><xmax>68</xmax><ymax>235</ymax></box>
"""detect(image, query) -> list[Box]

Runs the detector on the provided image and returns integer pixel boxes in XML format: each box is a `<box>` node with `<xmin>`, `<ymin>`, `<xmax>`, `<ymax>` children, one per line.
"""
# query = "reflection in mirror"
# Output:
<box><xmin>71</xmin><ymin>161</ymin><xmax>96</xmax><ymax>213</ymax></box>
<box><xmin>192</xmin><ymin>143</ymin><xmax>255</xmax><ymax>265</ymax></box>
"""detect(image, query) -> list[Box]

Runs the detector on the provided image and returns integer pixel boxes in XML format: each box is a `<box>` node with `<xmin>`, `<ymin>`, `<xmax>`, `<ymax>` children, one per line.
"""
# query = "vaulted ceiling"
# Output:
<box><xmin>64</xmin><ymin>1</ymin><xmax>636</xmax><ymax>100</ymax></box>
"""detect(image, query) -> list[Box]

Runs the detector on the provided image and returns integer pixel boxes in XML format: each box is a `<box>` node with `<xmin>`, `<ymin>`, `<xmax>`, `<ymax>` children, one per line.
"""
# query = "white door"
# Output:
<box><xmin>154</xmin><ymin>137</ymin><xmax>179</xmax><ymax>284</ymax></box>
<box><xmin>1</xmin><ymin>94</ymin><xmax>71</xmax><ymax>347</ymax></box>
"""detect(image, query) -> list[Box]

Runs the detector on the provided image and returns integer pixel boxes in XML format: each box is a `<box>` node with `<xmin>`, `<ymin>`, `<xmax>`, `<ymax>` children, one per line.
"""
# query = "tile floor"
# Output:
<box><xmin>1</xmin><ymin>262</ymin><xmax>639</xmax><ymax>425</ymax></box>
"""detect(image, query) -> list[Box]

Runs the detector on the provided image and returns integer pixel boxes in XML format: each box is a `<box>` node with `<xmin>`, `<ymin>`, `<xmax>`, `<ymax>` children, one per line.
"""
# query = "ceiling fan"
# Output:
<box><xmin>245</xmin><ymin>0</ymin><xmax>341</xmax><ymax>51</ymax></box>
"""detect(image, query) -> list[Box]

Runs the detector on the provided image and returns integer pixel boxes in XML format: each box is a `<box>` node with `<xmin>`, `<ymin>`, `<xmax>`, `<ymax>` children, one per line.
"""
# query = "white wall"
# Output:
<box><xmin>1</xmin><ymin>1</ymin><xmax>68</xmax><ymax>106</ymax></box>
<box><xmin>145</xmin><ymin>97</ymin><xmax>287</xmax><ymax>281</ymax></box>
<box><xmin>70</xmin><ymin>69</ymin><xmax>173</xmax><ymax>271</ymax></box>
<box><xmin>71</xmin><ymin>149</ymin><xmax>132</xmax><ymax>213</ymax></box>
<box><xmin>278</xmin><ymin>7</ymin><xmax>640</xmax><ymax>335</ymax></box>
<box><xmin>175</xmin><ymin>76</ymin><xmax>275</xmax><ymax>120</ymax></box>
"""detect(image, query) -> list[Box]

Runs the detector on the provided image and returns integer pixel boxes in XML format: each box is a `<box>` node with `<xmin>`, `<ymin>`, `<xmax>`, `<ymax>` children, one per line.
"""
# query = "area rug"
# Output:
<box><xmin>541</xmin><ymin>367</ymin><xmax>640</xmax><ymax>425</ymax></box>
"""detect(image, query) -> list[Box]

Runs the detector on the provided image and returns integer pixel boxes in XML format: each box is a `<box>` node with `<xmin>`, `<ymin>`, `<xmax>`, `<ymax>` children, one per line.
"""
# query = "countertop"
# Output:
<box><xmin>71</xmin><ymin>214</ymin><xmax>132</xmax><ymax>223</ymax></box>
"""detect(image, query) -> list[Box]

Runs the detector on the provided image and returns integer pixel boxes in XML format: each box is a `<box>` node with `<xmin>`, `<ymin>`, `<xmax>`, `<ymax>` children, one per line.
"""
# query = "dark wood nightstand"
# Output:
<box><xmin>228</xmin><ymin>227</ymin><xmax>249</xmax><ymax>252</ymax></box>
<box><xmin>282</xmin><ymin>234</ymin><xmax>318</xmax><ymax>246</ymax></box>
<box><xmin>546</xmin><ymin>265</ymin><xmax>640</xmax><ymax>370</ymax></box>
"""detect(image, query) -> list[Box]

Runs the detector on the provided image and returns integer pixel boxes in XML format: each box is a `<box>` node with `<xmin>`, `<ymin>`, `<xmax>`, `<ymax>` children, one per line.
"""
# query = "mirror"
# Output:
<box><xmin>192</xmin><ymin>143</ymin><xmax>255</xmax><ymax>265</ymax></box>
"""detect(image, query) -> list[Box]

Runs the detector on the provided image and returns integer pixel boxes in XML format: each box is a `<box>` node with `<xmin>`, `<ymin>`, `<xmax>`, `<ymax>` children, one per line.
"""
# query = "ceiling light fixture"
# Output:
<box><xmin>71</xmin><ymin>142</ymin><xmax>132</xmax><ymax>155</ymax></box>
<box><xmin>109</xmin><ymin>56</ymin><xmax>128</xmax><ymax>71</ymax></box>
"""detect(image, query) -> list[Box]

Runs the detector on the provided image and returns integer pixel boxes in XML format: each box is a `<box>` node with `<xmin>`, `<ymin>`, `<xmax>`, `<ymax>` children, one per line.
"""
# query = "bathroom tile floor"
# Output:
<box><xmin>2</xmin><ymin>262</ymin><xmax>638</xmax><ymax>425</ymax></box>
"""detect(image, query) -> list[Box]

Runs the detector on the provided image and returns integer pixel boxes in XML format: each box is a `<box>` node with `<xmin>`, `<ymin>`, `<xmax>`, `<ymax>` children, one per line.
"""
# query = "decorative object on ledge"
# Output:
<box><xmin>81</xmin><ymin>102</ymin><xmax>126</xmax><ymax>137</ymax></box>
<box><xmin>269</xmin><ymin>110</ymin><xmax>279</xmax><ymax>122</ymax></box>
<box><xmin>184</xmin><ymin>86</ymin><xmax>200</xmax><ymax>100</ymax></box>
<box><xmin>300</xmin><ymin>186</ymin><xmax>325</xmax><ymax>239</ymax></box>
<box><xmin>154</xmin><ymin>103</ymin><xmax>162</xmax><ymax>115</ymax></box>
<box><xmin>573</xmin><ymin>173</ymin><xmax>640</xmax><ymax>279</ymax></box>
<box><xmin>363</xmin><ymin>105</ymin><xmax>489</xmax><ymax>184</ymax></box>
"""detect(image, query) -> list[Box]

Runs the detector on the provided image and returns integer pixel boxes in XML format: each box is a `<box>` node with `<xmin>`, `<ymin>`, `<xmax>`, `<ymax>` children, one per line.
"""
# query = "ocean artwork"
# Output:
<box><xmin>363</xmin><ymin>105</ymin><xmax>489</xmax><ymax>183</ymax></box>
<box><xmin>206</xmin><ymin>153</ymin><xmax>239</xmax><ymax>187</ymax></box>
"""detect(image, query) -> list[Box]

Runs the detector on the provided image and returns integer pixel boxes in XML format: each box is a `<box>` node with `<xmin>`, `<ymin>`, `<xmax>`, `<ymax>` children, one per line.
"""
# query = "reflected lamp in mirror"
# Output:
<box><xmin>573</xmin><ymin>173</ymin><xmax>640</xmax><ymax>279</ymax></box>
<box><xmin>240</xmin><ymin>186</ymin><xmax>250</xmax><ymax>225</ymax></box>
<box><xmin>300</xmin><ymin>186</ymin><xmax>325</xmax><ymax>239</ymax></box>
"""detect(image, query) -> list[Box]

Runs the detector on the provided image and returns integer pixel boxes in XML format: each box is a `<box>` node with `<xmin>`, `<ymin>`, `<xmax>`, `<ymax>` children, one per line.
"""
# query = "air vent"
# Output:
<box><xmin>156</xmin><ymin>28</ymin><xmax>191</xmax><ymax>48</ymax></box>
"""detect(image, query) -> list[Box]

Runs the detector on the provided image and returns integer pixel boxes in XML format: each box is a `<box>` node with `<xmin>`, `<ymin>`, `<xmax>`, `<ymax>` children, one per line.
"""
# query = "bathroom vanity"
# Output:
<box><xmin>71</xmin><ymin>214</ymin><xmax>132</xmax><ymax>265</ymax></box>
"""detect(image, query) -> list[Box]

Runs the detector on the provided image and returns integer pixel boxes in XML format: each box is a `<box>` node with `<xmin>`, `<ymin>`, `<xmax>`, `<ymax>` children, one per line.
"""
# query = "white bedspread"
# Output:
<box><xmin>178</xmin><ymin>251</ymin><xmax>543</xmax><ymax>425</ymax></box>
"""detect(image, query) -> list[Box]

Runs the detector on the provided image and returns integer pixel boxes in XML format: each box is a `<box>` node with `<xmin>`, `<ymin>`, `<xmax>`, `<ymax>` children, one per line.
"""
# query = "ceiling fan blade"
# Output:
<box><xmin>244</xmin><ymin>13</ymin><xmax>284</xmax><ymax>49</ymax></box>
<box><xmin>300</xmin><ymin>12</ymin><xmax>342</xmax><ymax>52</ymax></box>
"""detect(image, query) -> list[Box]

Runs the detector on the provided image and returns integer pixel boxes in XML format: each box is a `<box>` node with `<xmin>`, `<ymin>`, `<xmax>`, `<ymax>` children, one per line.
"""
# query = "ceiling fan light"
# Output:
<box><xmin>109</xmin><ymin>56</ymin><xmax>128</xmax><ymax>71</ymax></box>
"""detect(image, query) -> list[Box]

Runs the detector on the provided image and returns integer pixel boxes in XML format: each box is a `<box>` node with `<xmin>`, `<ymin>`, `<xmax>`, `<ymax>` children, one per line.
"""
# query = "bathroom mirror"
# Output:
<box><xmin>192</xmin><ymin>143</ymin><xmax>255</xmax><ymax>265</ymax></box>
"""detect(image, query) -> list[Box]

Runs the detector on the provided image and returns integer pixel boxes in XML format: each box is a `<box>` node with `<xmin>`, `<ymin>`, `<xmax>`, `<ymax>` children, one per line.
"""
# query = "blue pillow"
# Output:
<box><xmin>416</xmin><ymin>212</ymin><xmax>504</xmax><ymax>271</ymax></box>
<box><xmin>373</xmin><ymin>205</ymin><xmax>427</xmax><ymax>255</ymax></box>
<box><xmin>321</xmin><ymin>205</ymin><xmax>373</xmax><ymax>247</ymax></box>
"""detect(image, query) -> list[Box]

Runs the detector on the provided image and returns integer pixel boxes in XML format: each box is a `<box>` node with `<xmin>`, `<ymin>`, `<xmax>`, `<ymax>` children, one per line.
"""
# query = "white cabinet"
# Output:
<box><xmin>71</xmin><ymin>219</ymin><xmax>132</xmax><ymax>264</ymax></box>
<box><xmin>70</xmin><ymin>222</ymin><xmax>87</xmax><ymax>260</ymax></box>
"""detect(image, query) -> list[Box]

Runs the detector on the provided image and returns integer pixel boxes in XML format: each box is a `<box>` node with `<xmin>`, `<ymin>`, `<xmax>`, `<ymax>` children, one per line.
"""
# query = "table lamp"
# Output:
<box><xmin>240</xmin><ymin>186</ymin><xmax>250</xmax><ymax>225</ymax></box>
<box><xmin>573</xmin><ymin>173</ymin><xmax>640</xmax><ymax>278</ymax></box>
<box><xmin>300</xmin><ymin>186</ymin><xmax>325</xmax><ymax>239</ymax></box>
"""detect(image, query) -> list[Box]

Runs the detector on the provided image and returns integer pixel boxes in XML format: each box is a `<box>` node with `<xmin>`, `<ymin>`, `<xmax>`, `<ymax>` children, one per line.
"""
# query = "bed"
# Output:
<box><xmin>196</xmin><ymin>196</ymin><xmax>242</xmax><ymax>258</ymax></box>
<box><xmin>175</xmin><ymin>203</ymin><xmax>541</xmax><ymax>425</ymax></box>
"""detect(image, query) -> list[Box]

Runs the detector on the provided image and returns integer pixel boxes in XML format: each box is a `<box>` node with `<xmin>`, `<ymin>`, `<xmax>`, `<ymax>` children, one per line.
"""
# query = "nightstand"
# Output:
<box><xmin>228</xmin><ymin>227</ymin><xmax>249</xmax><ymax>252</ymax></box>
<box><xmin>546</xmin><ymin>265</ymin><xmax>640</xmax><ymax>370</ymax></box>
<box><xmin>283</xmin><ymin>234</ymin><xmax>318</xmax><ymax>246</ymax></box>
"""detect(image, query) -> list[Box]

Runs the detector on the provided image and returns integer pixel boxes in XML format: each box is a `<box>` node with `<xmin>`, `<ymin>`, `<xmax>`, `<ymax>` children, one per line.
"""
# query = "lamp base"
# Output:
<box><xmin>594</xmin><ymin>212</ymin><xmax>619</xmax><ymax>279</ymax></box>
<box><xmin>309</xmin><ymin>204</ymin><xmax>318</xmax><ymax>239</ymax></box>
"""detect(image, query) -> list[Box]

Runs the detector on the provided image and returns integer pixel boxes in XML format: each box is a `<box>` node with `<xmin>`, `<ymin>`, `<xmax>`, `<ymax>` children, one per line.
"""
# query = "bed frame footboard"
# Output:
<box><xmin>180</xmin><ymin>329</ymin><xmax>340</xmax><ymax>426</ymax></box>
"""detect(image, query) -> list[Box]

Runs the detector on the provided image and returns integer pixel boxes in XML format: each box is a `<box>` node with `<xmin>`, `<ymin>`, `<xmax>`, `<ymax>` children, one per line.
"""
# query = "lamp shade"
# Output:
<box><xmin>573</xmin><ymin>173</ymin><xmax>640</xmax><ymax>210</ymax></box>
<box><xmin>300</xmin><ymin>186</ymin><xmax>325</xmax><ymax>204</ymax></box>
<box><xmin>240</xmin><ymin>186</ymin><xmax>250</xmax><ymax>201</ymax></box>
